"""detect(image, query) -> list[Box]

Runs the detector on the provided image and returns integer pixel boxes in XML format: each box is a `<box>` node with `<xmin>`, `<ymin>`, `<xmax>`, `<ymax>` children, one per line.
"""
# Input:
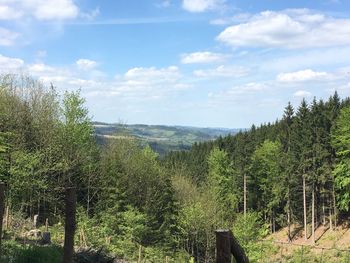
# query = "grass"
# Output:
<box><xmin>0</xmin><ymin>240</ymin><xmax>62</xmax><ymax>263</ymax></box>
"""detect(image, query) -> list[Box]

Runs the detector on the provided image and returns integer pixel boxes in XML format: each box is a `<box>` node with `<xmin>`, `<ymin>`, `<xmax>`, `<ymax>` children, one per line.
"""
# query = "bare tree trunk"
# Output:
<box><xmin>287</xmin><ymin>186</ymin><xmax>291</xmax><ymax>242</ymax></box>
<box><xmin>63</xmin><ymin>187</ymin><xmax>76</xmax><ymax>263</ymax></box>
<box><xmin>312</xmin><ymin>183</ymin><xmax>315</xmax><ymax>244</ymax></box>
<box><xmin>322</xmin><ymin>196</ymin><xmax>326</xmax><ymax>226</ymax></box>
<box><xmin>329</xmin><ymin>202</ymin><xmax>333</xmax><ymax>231</ymax></box>
<box><xmin>0</xmin><ymin>183</ymin><xmax>5</xmax><ymax>254</ymax></box>
<box><xmin>86</xmin><ymin>177</ymin><xmax>90</xmax><ymax>217</ymax></box>
<box><xmin>244</xmin><ymin>174</ymin><xmax>247</xmax><ymax>217</ymax></box>
<box><xmin>332</xmin><ymin>184</ymin><xmax>337</xmax><ymax>228</ymax></box>
<box><xmin>303</xmin><ymin>175</ymin><xmax>307</xmax><ymax>241</ymax></box>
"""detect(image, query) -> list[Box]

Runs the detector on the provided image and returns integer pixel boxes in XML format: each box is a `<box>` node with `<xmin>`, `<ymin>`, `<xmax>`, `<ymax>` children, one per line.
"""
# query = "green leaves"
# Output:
<box><xmin>332</xmin><ymin>108</ymin><xmax>350</xmax><ymax>211</ymax></box>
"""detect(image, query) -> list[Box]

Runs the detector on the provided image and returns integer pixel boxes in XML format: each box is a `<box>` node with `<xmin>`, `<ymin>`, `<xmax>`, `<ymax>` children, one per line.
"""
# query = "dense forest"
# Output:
<box><xmin>1</xmin><ymin>74</ymin><xmax>350</xmax><ymax>262</ymax></box>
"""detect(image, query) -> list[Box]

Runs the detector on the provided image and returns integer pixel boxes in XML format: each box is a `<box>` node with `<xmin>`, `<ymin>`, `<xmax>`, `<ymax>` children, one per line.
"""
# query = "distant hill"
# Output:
<box><xmin>93</xmin><ymin>122</ymin><xmax>242</xmax><ymax>155</ymax></box>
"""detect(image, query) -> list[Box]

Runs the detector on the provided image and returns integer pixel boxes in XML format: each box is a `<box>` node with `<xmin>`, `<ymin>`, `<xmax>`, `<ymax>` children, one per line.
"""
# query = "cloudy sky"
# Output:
<box><xmin>1</xmin><ymin>0</ymin><xmax>350</xmax><ymax>128</ymax></box>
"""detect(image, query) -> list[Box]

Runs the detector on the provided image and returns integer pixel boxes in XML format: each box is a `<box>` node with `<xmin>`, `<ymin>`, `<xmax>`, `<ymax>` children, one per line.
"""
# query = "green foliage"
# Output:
<box><xmin>14</xmin><ymin>246</ymin><xmax>63</xmax><ymax>263</ymax></box>
<box><xmin>332</xmin><ymin>107</ymin><xmax>350</xmax><ymax>211</ymax></box>
<box><xmin>207</xmin><ymin>147</ymin><xmax>238</xmax><ymax>220</ymax></box>
<box><xmin>232</xmin><ymin>212</ymin><xmax>268</xmax><ymax>262</ymax></box>
<box><xmin>250</xmin><ymin>140</ymin><xmax>283</xmax><ymax>223</ymax></box>
<box><xmin>3</xmin><ymin>73</ymin><xmax>350</xmax><ymax>262</ymax></box>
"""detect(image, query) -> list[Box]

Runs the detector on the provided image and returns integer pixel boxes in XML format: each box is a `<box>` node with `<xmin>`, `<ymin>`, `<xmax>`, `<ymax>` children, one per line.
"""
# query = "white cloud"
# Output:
<box><xmin>28</xmin><ymin>63</ymin><xmax>56</xmax><ymax>74</ymax></box>
<box><xmin>209</xmin><ymin>82</ymin><xmax>267</xmax><ymax>101</ymax></box>
<box><xmin>193</xmin><ymin>65</ymin><xmax>249</xmax><ymax>78</ymax></box>
<box><xmin>182</xmin><ymin>0</ymin><xmax>225</xmax><ymax>12</ymax></box>
<box><xmin>32</xmin><ymin>63</ymin><xmax>187</xmax><ymax>100</ymax></box>
<box><xmin>0</xmin><ymin>54</ymin><xmax>24</xmax><ymax>70</ymax></box>
<box><xmin>0</xmin><ymin>5</ymin><xmax>22</xmax><ymax>19</ymax></box>
<box><xmin>217</xmin><ymin>9</ymin><xmax>350</xmax><ymax>49</ymax></box>
<box><xmin>294</xmin><ymin>90</ymin><xmax>312</xmax><ymax>97</ymax></box>
<box><xmin>0</xmin><ymin>27</ymin><xmax>19</xmax><ymax>46</ymax></box>
<box><xmin>277</xmin><ymin>69</ymin><xmax>331</xmax><ymax>82</ymax></box>
<box><xmin>76</xmin><ymin>59</ymin><xmax>97</xmax><ymax>71</ymax></box>
<box><xmin>0</xmin><ymin>0</ymin><xmax>79</xmax><ymax>20</ymax></box>
<box><xmin>181</xmin><ymin>51</ymin><xmax>227</xmax><ymax>64</ymax></box>
<box><xmin>124</xmin><ymin>66</ymin><xmax>180</xmax><ymax>83</ymax></box>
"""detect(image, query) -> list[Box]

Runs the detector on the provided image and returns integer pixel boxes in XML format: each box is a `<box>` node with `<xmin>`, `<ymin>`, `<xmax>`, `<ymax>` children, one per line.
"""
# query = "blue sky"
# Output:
<box><xmin>1</xmin><ymin>0</ymin><xmax>350</xmax><ymax>128</ymax></box>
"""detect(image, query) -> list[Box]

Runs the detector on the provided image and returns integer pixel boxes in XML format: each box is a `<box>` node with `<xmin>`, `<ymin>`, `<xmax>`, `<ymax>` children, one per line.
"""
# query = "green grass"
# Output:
<box><xmin>0</xmin><ymin>241</ymin><xmax>63</xmax><ymax>263</ymax></box>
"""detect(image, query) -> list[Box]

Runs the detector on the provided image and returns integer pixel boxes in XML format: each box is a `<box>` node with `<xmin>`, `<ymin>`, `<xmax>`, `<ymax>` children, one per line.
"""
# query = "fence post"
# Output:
<box><xmin>63</xmin><ymin>186</ymin><xmax>77</xmax><ymax>263</ymax></box>
<box><xmin>215</xmin><ymin>229</ymin><xmax>249</xmax><ymax>263</ymax></box>
<box><xmin>215</xmin><ymin>230</ymin><xmax>231</xmax><ymax>263</ymax></box>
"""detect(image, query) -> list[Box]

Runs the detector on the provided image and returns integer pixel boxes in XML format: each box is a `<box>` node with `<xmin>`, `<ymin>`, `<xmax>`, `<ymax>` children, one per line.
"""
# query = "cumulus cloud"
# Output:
<box><xmin>0</xmin><ymin>54</ymin><xmax>24</xmax><ymax>70</ymax></box>
<box><xmin>193</xmin><ymin>65</ymin><xmax>249</xmax><ymax>78</ymax></box>
<box><xmin>182</xmin><ymin>0</ymin><xmax>225</xmax><ymax>12</ymax></box>
<box><xmin>181</xmin><ymin>51</ymin><xmax>227</xmax><ymax>64</ymax></box>
<box><xmin>124</xmin><ymin>66</ymin><xmax>180</xmax><ymax>82</ymax></box>
<box><xmin>0</xmin><ymin>27</ymin><xmax>19</xmax><ymax>46</ymax></box>
<box><xmin>277</xmin><ymin>69</ymin><xmax>331</xmax><ymax>82</ymax></box>
<box><xmin>294</xmin><ymin>90</ymin><xmax>312</xmax><ymax>97</ymax></box>
<box><xmin>76</xmin><ymin>59</ymin><xmax>98</xmax><ymax>71</ymax></box>
<box><xmin>17</xmin><ymin>58</ymin><xmax>188</xmax><ymax>100</ymax></box>
<box><xmin>0</xmin><ymin>0</ymin><xmax>79</xmax><ymax>20</ymax></box>
<box><xmin>217</xmin><ymin>9</ymin><xmax>350</xmax><ymax>49</ymax></box>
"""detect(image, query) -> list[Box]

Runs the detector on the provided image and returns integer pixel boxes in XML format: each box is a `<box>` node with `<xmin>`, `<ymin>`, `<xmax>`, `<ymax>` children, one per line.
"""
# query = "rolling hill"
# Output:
<box><xmin>93</xmin><ymin>122</ymin><xmax>242</xmax><ymax>155</ymax></box>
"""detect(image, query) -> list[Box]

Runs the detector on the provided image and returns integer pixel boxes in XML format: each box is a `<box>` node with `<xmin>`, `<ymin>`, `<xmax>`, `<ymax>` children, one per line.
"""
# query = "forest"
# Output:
<box><xmin>1</xmin><ymin>73</ymin><xmax>350</xmax><ymax>262</ymax></box>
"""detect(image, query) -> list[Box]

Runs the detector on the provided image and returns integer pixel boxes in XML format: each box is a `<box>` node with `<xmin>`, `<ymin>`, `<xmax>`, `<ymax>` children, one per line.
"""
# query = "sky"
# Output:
<box><xmin>1</xmin><ymin>0</ymin><xmax>350</xmax><ymax>128</ymax></box>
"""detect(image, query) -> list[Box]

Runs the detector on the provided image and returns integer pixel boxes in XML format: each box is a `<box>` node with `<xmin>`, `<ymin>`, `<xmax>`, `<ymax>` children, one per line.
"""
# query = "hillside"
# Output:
<box><xmin>260</xmin><ymin>223</ymin><xmax>350</xmax><ymax>262</ymax></box>
<box><xmin>93</xmin><ymin>122</ymin><xmax>241</xmax><ymax>155</ymax></box>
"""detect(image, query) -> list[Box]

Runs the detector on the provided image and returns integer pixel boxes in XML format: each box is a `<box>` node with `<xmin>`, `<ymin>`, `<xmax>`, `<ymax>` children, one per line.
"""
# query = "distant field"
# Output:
<box><xmin>93</xmin><ymin>122</ymin><xmax>242</xmax><ymax>155</ymax></box>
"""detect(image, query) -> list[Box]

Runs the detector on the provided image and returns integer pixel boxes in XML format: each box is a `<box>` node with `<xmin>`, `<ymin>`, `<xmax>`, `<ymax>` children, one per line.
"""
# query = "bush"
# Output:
<box><xmin>9</xmin><ymin>245</ymin><xmax>62</xmax><ymax>263</ymax></box>
<box><xmin>232</xmin><ymin>212</ymin><xmax>269</xmax><ymax>262</ymax></box>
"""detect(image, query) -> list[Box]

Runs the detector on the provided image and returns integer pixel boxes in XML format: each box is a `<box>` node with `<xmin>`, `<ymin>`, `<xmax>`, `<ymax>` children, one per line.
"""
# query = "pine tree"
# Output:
<box><xmin>331</xmin><ymin>106</ymin><xmax>350</xmax><ymax>212</ymax></box>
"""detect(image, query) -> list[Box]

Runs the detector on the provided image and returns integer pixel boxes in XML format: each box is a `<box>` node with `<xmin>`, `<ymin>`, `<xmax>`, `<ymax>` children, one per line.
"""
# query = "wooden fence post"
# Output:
<box><xmin>45</xmin><ymin>218</ymin><xmax>49</xmax><ymax>232</ymax></box>
<box><xmin>63</xmin><ymin>187</ymin><xmax>77</xmax><ymax>263</ymax></box>
<box><xmin>0</xmin><ymin>183</ymin><xmax>5</xmax><ymax>255</ymax></box>
<box><xmin>215</xmin><ymin>230</ymin><xmax>231</xmax><ymax>263</ymax></box>
<box><xmin>215</xmin><ymin>229</ymin><xmax>249</xmax><ymax>263</ymax></box>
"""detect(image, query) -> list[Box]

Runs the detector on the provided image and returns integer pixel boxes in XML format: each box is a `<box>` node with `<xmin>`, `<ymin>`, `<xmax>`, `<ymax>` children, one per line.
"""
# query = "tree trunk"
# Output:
<box><xmin>312</xmin><ymin>183</ymin><xmax>315</xmax><ymax>244</ymax></box>
<box><xmin>63</xmin><ymin>187</ymin><xmax>76</xmax><ymax>263</ymax></box>
<box><xmin>322</xmin><ymin>196</ymin><xmax>326</xmax><ymax>226</ymax></box>
<box><xmin>329</xmin><ymin>203</ymin><xmax>333</xmax><ymax>231</ymax></box>
<box><xmin>244</xmin><ymin>174</ymin><xmax>247</xmax><ymax>217</ymax></box>
<box><xmin>287</xmin><ymin>186</ymin><xmax>291</xmax><ymax>242</ymax></box>
<box><xmin>0</xmin><ymin>183</ymin><xmax>5</xmax><ymax>254</ymax></box>
<box><xmin>303</xmin><ymin>175</ymin><xmax>307</xmax><ymax>241</ymax></box>
<box><xmin>332</xmin><ymin>184</ymin><xmax>337</xmax><ymax>228</ymax></box>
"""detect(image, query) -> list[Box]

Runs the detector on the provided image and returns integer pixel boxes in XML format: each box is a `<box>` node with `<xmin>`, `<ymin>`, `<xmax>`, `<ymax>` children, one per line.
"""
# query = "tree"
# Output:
<box><xmin>331</xmin><ymin>107</ymin><xmax>350</xmax><ymax>212</ymax></box>
<box><xmin>250</xmin><ymin>140</ymin><xmax>283</xmax><ymax>232</ymax></box>
<box><xmin>279</xmin><ymin>102</ymin><xmax>295</xmax><ymax>242</ymax></box>
<box><xmin>57</xmin><ymin>91</ymin><xmax>94</xmax><ymax>263</ymax></box>
<box><xmin>291</xmin><ymin>99</ymin><xmax>313</xmax><ymax>241</ymax></box>
<box><xmin>207</xmin><ymin>147</ymin><xmax>238</xmax><ymax>222</ymax></box>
